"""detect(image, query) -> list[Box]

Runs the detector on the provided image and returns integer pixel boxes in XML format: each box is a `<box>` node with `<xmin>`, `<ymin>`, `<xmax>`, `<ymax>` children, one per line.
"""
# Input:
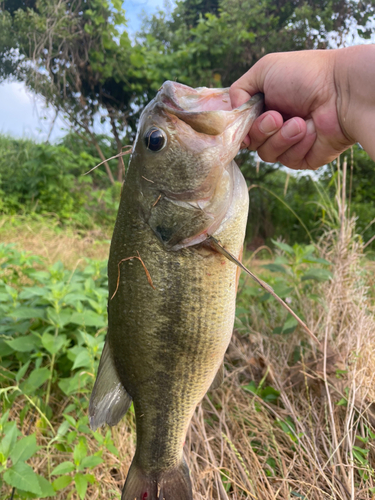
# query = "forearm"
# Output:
<box><xmin>334</xmin><ymin>45</ymin><xmax>375</xmax><ymax>161</ymax></box>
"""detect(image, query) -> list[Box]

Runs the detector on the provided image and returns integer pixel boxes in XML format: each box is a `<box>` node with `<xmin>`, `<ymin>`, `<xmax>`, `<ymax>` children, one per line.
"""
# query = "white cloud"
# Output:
<box><xmin>0</xmin><ymin>80</ymin><xmax>67</xmax><ymax>142</ymax></box>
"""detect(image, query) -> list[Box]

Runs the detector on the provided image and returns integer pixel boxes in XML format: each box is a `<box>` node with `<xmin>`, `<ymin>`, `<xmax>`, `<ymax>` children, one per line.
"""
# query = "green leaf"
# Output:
<box><xmin>9</xmin><ymin>307</ymin><xmax>45</xmax><ymax>320</ymax></box>
<box><xmin>42</xmin><ymin>332</ymin><xmax>66</xmax><ymax>355</ymax></box>
<box><xmin>302</xmin><ymin>268</ymin><xmax>333</xmax><ymax>282</ymax></box>
<box><xmin>5</xmin><ymin>335</ymin><xmax>39</xmax><ymax>353</ymax></box>
<box><xmin>352</xmin><ymin>448</ymin><xmax>368</xmax><ymax>464</ymax></box>
<box><xmin>57</xmin><ymin>420</ymin><xmax>70</xmax><ymax>437</ymax></box>
<box><xmin>46</xmin><ymin>308</ymin><xmax>72</xmax><ymax>328</ymax></box>
<box><xmin>260</xmin><ymin>386</ymin><xmax>280</xmax><ymax>403</ymax></box>
<box><xmin>0</xmin><ymin>339</ymin><xmax>14</xmax><ymax>357</ymax></box>
<box><xmin>3</xmin><ymin>462</ymin><xmax>42</xmax><ymax>495</ymax></box>
<box><xmin>9</xmin><ymin>434</ymin><xmax>38</xmax><ymax>465</ymax></box>
<box><xmin>0</xmin><ymin>422</ymin><xmax>18</xmax><ymax>459</ymax></box>
<box><xmin>53</xmin><ymin>475</ymin><xmax>73</xmax><ymax>491</ymax></box>
<box><xmin>19</xmin><ymin>286</ymin><xmax>49</xmax><ymax>299</ymax></box>
<box><xmin>262</xmin><ymin>263</ymin><xmax>287</xmax><ymax>274</ymax></box>
<box><xmin>58</xmin><ymin>371</ymin><xmax>90</xmax><ymax>395</ymax></box>
<box><xmin>64</xmin><ymin>293</ymin><xmax>90</xmax><ymax>305</ymax></box>
<box><xmin>242</xmin><ymin>380</ymin><xmax>257</xmax><ymax>394</ymax></box>
<box><xmin>20</xmin><ymin>367</ymin><xmax>51</xmax><ymax>393</ymax></box>
<box><xmin>336</xmin><ymin>398</ymin><xmax>348</xmax><ymax>406</ymax></box>
<box><xmin>63</xmin><ymin>414</ymin><xmax>77</xmax><ymax>427</ymax></box>
<box><xmin>80</xmin><ymin>455</ymin><xmax>103</xmax><ymax>469</ymax></box>
<box><xmin>72</xmin><ymin>350</ymin><xmax>91</xmax><ymax>370</ymax></box>
<box><xmin>73</xmin><ymin>439</ymin><xmax>87</xmax><ymax>466</ymax></box>
<box><xmin>70</xmin><ymin>311</ymin><xmax>106</xmax><ymax>328</ymax></box>
<box><xmin>51</xmin><ymin>461</ymin><xmax>76</xmax><ymax>475</ymax></box>
<box><xmin>15</xmin><ymin>360</ymin><xmax>31</xmax><ymax>382</ymax></box>
<box><xmin>272</xmin><ymin>283</ymin><xmax>293</xmax><ymax>298</ymax></box>
<box><xmin>282</xmin><ymin>315</ymin><xmax>298</xmax><ymax>334</ymax></box>
<box><xmin>271</xmin><ymin>240</ymin><xmax>294</xmax><ymax>255</ymax></box>
<box><xmin>301</xmin><ymin>256</ymin><xmax>331</xmax><ymax>265</ymax></box>
<box><xmin>35</xmin><ymin>474</ymin><xmax>55</xmax><ymax>497</ymax></box>
<box><xmin>74</xmin><ymin>472</ymin><xmax>88</xmax><ymax>500</ymax></box>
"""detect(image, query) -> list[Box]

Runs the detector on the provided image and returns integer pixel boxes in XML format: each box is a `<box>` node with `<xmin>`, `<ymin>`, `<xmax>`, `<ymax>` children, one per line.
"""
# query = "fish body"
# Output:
<box><xmin>89</xmin><ymin>82</ymin><xmax>263</xmax><ymax>500</ymax></box>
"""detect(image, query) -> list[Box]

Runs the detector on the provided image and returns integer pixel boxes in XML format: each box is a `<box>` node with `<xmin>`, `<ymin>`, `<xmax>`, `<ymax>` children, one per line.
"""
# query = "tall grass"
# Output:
<box><xmin>184</xmin><ymin>161</ymin><xmax>375</xmax><ymax>499</ymax></box>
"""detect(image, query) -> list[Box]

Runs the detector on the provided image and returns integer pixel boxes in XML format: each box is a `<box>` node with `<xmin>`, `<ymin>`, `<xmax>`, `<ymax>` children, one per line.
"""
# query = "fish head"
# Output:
<box><xmin>129</xmin><ymin>81</ymin><xmax>263</xmax><ymax>249</ymax></box>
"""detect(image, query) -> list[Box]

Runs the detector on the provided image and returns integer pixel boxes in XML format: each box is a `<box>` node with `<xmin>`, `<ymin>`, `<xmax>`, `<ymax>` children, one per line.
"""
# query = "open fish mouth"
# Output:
<box><xmin>157</xmin><ymin>81</ymin><xmax>263</xmax><ymax>136</ymax></box>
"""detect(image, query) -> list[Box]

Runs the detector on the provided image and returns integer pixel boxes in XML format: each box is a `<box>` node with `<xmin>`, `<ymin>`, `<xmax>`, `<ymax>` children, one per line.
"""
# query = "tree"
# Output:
<box><xmin>0</xmin><ymin>0</ymin><xmax>160</xmax><ymax>183</ymax></box>
<box><xmin>143</xmin><ymin>0</ymin><xmax>375</xmax><ymax>87</ymax></box>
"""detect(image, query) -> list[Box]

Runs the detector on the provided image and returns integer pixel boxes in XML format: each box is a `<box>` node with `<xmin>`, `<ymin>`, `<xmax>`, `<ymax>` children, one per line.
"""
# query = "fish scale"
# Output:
<box><xmin>89</xmin><ymin>82</ymin><xmax>263</xmax><ymax>499</ymax></box>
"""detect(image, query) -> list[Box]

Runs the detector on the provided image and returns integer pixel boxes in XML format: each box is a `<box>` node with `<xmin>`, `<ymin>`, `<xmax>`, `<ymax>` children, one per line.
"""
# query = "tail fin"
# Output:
<box><xmin>122</xmin><ymin>458</ymin><xmax>192</xmax><ymax>500</ymax></box>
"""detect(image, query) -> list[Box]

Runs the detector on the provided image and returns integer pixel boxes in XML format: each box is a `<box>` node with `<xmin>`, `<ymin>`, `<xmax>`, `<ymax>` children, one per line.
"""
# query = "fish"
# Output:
<box><xmin>89</xmin><ymin>81</ymin><xmax>263</xmax><ymax>500</ymax></box>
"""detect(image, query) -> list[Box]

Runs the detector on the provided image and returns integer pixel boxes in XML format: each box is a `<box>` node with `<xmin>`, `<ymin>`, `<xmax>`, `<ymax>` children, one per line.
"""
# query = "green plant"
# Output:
<box><xmin>0</xmin><ymin>243</ymin><xmax>114</xmax><ymax>498</ymax></box>
<box><xmin>236</xmin><ymin>241</ymin><xmax>332</xmax><ymax>336</ymax></box>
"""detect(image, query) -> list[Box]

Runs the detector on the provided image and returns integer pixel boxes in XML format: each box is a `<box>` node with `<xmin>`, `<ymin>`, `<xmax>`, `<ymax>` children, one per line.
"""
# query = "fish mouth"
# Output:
<box><xmin>158</xmin><ymin>81</ymin><xmax>263</xmax><ymax>136</ymax></box>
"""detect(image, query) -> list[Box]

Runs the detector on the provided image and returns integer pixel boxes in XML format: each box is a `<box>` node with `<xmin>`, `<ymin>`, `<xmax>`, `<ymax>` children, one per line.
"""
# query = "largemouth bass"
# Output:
<box><xmin>89</xmin><ymin>82</ymin><xmax>263</xmax><ymax>500</ymax></box>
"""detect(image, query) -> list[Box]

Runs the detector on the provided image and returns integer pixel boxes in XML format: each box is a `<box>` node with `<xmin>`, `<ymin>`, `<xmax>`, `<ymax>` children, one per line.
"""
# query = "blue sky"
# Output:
<box><xmin>0</xmin><ymin>0</ymin><xmax>167</xmax><ymax>142</ymax></box>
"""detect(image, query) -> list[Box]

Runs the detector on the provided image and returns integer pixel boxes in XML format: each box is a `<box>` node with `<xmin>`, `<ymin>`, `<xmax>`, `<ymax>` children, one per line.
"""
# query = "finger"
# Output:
<box><xmin>256</xmin><ymin>117</ymin><xmax>307</xmax><ymax>163</ymax></box>
<box><xmin>277</xmin><ymin>120</ymin><xmax>318</xmax><ymax>170</ymax></box>
<box><xmin>230</xmin><ymin>87</ymin><xmax>252</xmax><ymax>109</ymax></box>
<box><xmin>229</xmin><ymin>58</ymin><xmax>268</xmax><ymax>108</ymax></box>
<box><xmin>246</xmin><ymin>111</ymin><xmax>284</xmax><ymax>151</ymax></box>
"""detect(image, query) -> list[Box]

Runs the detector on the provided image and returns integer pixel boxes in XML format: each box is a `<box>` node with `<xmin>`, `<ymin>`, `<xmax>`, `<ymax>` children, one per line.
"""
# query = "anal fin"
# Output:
<box><xmin>89</xmin><ymin>340</ymin><xmax>132</xmax><ymax>431</ymax></box>
<box><xmin>208</xmin><ymin>361</ymin><xmax>224</xmax><ymax>391</ymax></box>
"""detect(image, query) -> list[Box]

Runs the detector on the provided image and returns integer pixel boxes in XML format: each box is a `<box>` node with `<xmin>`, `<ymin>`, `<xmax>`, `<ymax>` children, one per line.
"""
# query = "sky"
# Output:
<box><xmin>0</xmin><ymin>0</ymin><xmax>167</xmax><ymax>142</ymax></box>
<box><xmin>0</xmin><ymin>3</ymin><xmax>374</xmax><ymax>143</ymax></box>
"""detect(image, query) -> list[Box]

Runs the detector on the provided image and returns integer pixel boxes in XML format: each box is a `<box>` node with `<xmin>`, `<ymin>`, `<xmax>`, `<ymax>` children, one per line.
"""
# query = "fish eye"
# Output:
<box><xmin>144</xmin><ymin>127</ymin><xmax>166</xmax><ymax>152</ymax></box>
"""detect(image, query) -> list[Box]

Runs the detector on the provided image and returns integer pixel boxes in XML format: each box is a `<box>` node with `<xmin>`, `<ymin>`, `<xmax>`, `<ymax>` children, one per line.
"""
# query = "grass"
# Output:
<box><xmin>1</xmin><ymin>174</ymin><xmax>375</xmax><ymax>499</ymax></box>
<box><xmin>0</xmin><ymin>215</ymin><xmax>110</xmax><ymax>266</ymax></box>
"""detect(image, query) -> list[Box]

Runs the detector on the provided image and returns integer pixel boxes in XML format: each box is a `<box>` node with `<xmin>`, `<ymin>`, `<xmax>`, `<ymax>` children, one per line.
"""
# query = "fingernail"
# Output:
<box><xmin>282</xmin><ymin>118</ymin><xmax>302</xmax><ymax>139</ymax></box>
<box><xmin>306</xmin><ymin>119</ymin><xmax>316</xmax><ymax>135</ymax></box>
<box><xmin>259</xmin><ymin>114</ymin><xmax>277</xmax><ymax>134</ymax></box>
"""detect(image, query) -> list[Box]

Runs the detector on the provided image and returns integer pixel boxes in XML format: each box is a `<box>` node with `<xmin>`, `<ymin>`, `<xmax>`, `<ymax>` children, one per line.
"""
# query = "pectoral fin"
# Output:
<box><xmin>89</xmin><ymin>341</ymin><xmax>132</xmax><ymax>431</ymax></box>
<box><xmin>207</xmin><ymin>236</ymin><xmax>319</xmax><ymax>344</ymax></box>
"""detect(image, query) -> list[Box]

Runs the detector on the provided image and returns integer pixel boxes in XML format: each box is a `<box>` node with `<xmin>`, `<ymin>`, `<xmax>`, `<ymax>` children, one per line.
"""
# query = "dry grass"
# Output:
<box><xmin>184</xmin><ymin>217</ymin><xmax>375</xmax><ymax>500</ymax></box>
<box><xmin>0</xmin><ymin>215</ymin><xmax>110</xmax><ymax>266</ymax></box>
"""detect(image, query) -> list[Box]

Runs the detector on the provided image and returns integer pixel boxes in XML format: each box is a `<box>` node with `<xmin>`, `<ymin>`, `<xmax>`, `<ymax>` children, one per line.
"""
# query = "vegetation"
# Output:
<box><xmin>0</xmin><ymin>135</ymin><xmax>121</xmax><ymax>229</ymax></box>
<box><xmin>0</xmin><ymin>0</ymin><xmax>375</xmax><ymax>498</ymax></box>
<box><xmin>1</xmin><ymin>134</ymin><xmax>374</xmax><ymax>251</ymax></box>
<box><xmin>1</xmin><ymin>183</ymin><xmax>375</xmax><ymax>498</ymax></box>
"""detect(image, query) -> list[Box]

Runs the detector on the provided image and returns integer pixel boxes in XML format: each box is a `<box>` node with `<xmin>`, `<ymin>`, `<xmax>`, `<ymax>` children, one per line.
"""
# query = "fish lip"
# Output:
<box><xmin>158</xmin><ymin>80</ymin><xmax>263</xmax><ymax>114</ymax></box>
<box><xmin>157</xmin><ymin>81</ymin><xmax>229</xmax><ymax>114</ymax></box>
<box><xmin>156</xmin><ymin>81</ymin><xmax>263</xmax><ymax>136</ymax></box>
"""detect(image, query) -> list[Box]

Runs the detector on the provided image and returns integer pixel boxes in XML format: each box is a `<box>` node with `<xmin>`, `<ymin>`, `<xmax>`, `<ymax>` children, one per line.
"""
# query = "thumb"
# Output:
<box><xmin>229</xmin><ymin>87</ymin><xmax>252</xmax><ymax>109</ymax></box>
<box><xmin>229</xmin><ymin>58</ymin><xmax>268</xmax><ymax>109</ymax></box>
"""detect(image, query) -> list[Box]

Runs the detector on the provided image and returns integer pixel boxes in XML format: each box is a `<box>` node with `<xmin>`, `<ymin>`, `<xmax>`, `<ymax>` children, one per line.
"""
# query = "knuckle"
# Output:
<box><xmin>257</xmin><ymin>148</ymin><xmax>277</xmax><ymax>164</ymax></box>
<box><xmin>277</xmin><ymin>152</ymin><xmax>302</xmax><ymax>170</ymax></box>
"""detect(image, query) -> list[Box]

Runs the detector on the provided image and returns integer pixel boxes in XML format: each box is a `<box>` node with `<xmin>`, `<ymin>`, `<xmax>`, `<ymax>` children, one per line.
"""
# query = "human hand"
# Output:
<box><xmin>230</xmin><ymin>50</ymin><xmax>354</xmax><ymax>170</ymax></box>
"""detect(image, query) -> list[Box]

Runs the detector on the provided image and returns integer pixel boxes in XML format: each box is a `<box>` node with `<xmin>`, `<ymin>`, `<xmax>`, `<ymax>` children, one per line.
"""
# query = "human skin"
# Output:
<box><xmin>229</xmin><ymin>45</ymin><xmax>375</xmax><ymax>169</ymax></box>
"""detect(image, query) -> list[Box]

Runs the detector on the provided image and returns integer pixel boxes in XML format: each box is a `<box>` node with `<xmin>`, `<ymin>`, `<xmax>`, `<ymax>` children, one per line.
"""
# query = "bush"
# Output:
<box><xmin>0</xmin><ymin>135</ymin><xmax>119</xmax><ymax>229</ymax></box>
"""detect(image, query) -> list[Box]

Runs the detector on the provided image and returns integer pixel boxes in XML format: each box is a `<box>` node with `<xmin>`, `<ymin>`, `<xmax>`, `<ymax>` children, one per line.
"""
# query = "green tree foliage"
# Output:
<box><xmin>0</xmin><ymin>135</ymin><xmax>120</xmax><ymax>227</ymax></box>
<box><xmin>143</xmin><ymin>0</ymin><xmax>375</xmax><ymax>87</ymax></box>
<box><xmin>0</xmin><ymin>0</ymin><xmax>159</xmax><ymax>183</ymax></box>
